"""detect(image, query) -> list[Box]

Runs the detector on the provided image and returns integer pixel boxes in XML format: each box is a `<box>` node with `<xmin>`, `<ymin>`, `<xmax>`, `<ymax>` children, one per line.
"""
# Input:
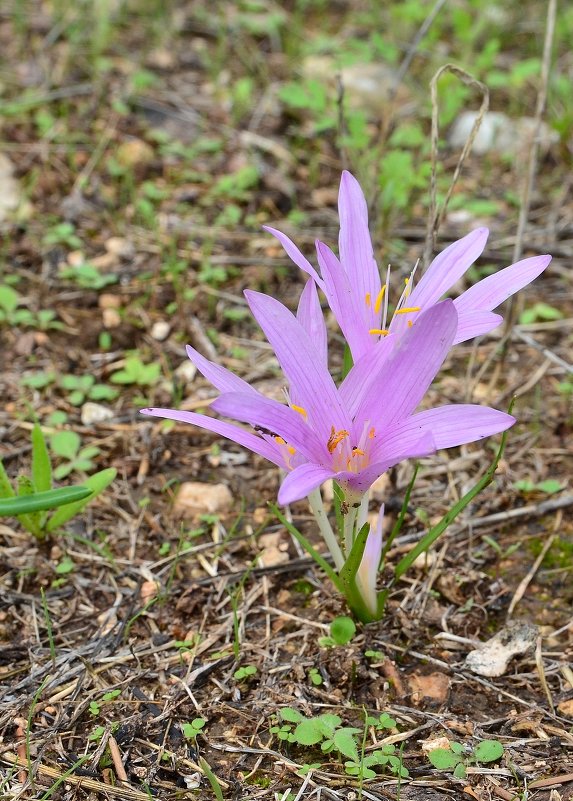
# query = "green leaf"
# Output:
<box><xmin>338</xmin><ymin>523</ymin><xmax>370</xmax><ymax>591</ymax></box>
<box><xmin>428</xmin><ymin>749</ymin><xmax>463</xmax><ymax>770</ymax></box>
<box><xmin>450</xmin><ymin>742</ymin><xmax>464</xmax><ymax>754</ymax></box>
<box><xmin>0</xmin><ymin>285</ymin><xmax>20</xmax><ymax>313</ymax></box>
<box><xmin>0</xmin><ymin>486</ymin><xmax>91</xmax><ymax>516</ymax></box>
<box><xmin>333</xmin><ymin>729</ymin><xmax>360</xmax><ymax>762</ymax></box>
<box><xmin>473</xmin><ymin>739</ymin><xmax>503</xmax><ymax>763</ymax></box>
<box><xmin>46</xmin><ymin>467</ymin><xmax>116</xmax><ymax>532</ymax></box>
<box><xmin>293</xmin><ymin>720</ymin><xmax>322</xmax><ymax>746</ymax></box>
<box><xmin>453</xmin><ymin>762</ymin><xmax>467</xmax><ymax>779</ymax></box>
<box><xmin>0</xmin><ymin>460</ymin><xmax>16</xmax><ymax>500</ymax></box>
<box><xmin>329</xmin><ymin>616</ymin><xmax>356</xmax><ymax>646</ymax></box>
<box><xmin>55</xmin><ymin>555</ymin><xmax>75</xmax><ymax>574</ymax></box>
<box><xmin>50</xmin><ymin>431</ymin><xmax>81</xmax><ymax>459</ymax></box>
<box><xmin>32</xmin><ymin>423</ymin><xmax>52</xmax><ymax>493</ymax></box>
<box><xmin>535</xmin><ymin>479</ymin><xmax>563</xmax><ymax>495</ymax></box>
<box><xmin>280</xmin><ymin>708</ymin><xmax>303</xmax><ymax>723</ymax></box>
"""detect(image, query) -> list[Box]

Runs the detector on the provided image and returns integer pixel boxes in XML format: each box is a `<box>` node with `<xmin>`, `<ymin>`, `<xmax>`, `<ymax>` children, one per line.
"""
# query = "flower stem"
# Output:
<box><xmin>307</xmin><ymin>488</ymin><xmax>345</xmax><ymax>571</ymax></box>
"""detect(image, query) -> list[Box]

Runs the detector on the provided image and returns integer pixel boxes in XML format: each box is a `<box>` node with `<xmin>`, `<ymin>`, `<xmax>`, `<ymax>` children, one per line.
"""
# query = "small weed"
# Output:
<box><xmin>0</xmin><ymin>423</ymin><xmax>115</xmax><ymax>540</ymax></box>
<box><xmin>181</xmin><ymin>718</ymin><xmax>206</xmax><ymax>741</ymax></box>
<box><xmin>0</xmin><ymin>285</ymin><xmax>63</xmax><ymax>330</ymax></box>
<box><xmin>233</xmin><ymin>665</ymin><xmax>257</xmax><ymax>681</ymax></box>
<box><xmin>110</xmin><ymin>354</ymin><xmax>161</xmax><ymax>386</ymax></box>
<box><xmin>519</xmin><ymin>302</ymin><xmax>563</xmax><ymax>324</ymax></box>
<box><xmin>308</xmin><ymin>667</ymin><xmax>323</xmax><ymax>686</ymax></box>
<box><xmin>50</xmin><ymin>431</ymin><xmax>101</xmax><ymax>479</ymax></box>
<box><xmin>59</xmin><ymin>262</ymin><xmax>118</xmax><ymax>290</ymax></box>
<box><xmin>270</xmin><ymin>707</ymin><xmax>408</xmax><ymax>779</ymax></box>
<box><xmin>427</xmin><ymin>738</ymin><xmax>503</xmax><ymax>779</ymax></box>
<box><xmin>43</xmin><ymin>221</ymin><xmax>83</xmax><ymax>250</ymax></box>
<box><xmin>318</xmin><ymin>616</ymin><xmax>356</xmax><ymax>647</ymax></box>
<box><xmin>514</xmin><ymin>479</ymin><xmax>564</xmax><ymax>495</ymax></box>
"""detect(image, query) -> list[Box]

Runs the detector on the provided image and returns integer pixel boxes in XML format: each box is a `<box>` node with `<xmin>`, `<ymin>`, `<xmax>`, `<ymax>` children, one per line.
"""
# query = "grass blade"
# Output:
<box><xmin>46</xmin><ymin>467</ymin><xmax>116</xmax><ymax>532</ymax></box>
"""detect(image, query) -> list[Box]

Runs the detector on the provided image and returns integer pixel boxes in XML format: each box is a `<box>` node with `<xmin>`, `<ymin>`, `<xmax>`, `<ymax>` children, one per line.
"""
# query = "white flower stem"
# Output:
<box><xmin>356</xmin><ymin>491</ymin><xmax>370</xmax><ymax>533</ymax></box>
<box><xmin>308</xmin><ymin>488</ymin><xmax>345</xmax><ymax>571</ymax></box>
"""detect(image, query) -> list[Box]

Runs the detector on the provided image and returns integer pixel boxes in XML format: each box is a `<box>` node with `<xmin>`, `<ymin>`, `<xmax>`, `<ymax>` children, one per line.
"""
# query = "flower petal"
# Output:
<box><xmin>140</xmin><ymin>407</ymin><xmax>282</xmax><ymax>465</ymax></box>
<box><xmin>338</xmin><ymin>171</ymin><xmax>382</xmax><ymax>325</ymax></box>
<box><xmin>316</xmin><ymin>240</ymin><xmax>373</xmax><ymax>360</ymax></box>
<box><xmin>278</xmin><ymin>463</ymin><xmax>336</xmax><ymax>505</ymax></box>
<box><xmin>385</xmin><ymin>405</ymin><xmax>515</xmax><ymax>450</ymax></box>
<box><xmin>356</xmin><ymin>505</ymin><xmax>384</xmax><ymax>617</ymax></box>
<box><xmin>185</xmin><ymin>344</ymin><xmax>256</xmax><ymax>394</ymax></box>
<box><xmin>407</xmin><ymin>227</ymin><xmax>489</xmax><ymax>308</ymax></box>
<box><xmin>296</xmin><ymin>279</ymin><xmax>327</xmax><ymax>366</ymax></box>
<box><xmin>453</xmin><ymin>310</ymin><xmax>503</xmax><ymax>344</ymax></box>
<box><xmin>244</xmin><ymin>289</ymin><xmax>351</xmax><ymax>440</ymax></box>
<box><xmin>212</xmin><ymin>391</ymin><xmax>326</xmax><ymax>462</ymax></box>
<box><xmin>356</xmin><ymin>300</ymin><xmax>458</xmax><ymax>429</ymax></box>
<box><xmin>338</xmin><ymin>431</ymin><xmax>435</xmax><ymax>495</ymax></box>
<box><xmin>263</xmin><ymin>225</ymin><xmax>324</xmax><ymax>289</ymax></box>
<box><xmin>339</xmin><ymin>333</ymin><xmax>397</xmax><ymax>418</ymax></box>
<box><xmin>454</xmin><ymin>254</ymin><xmax>552</xmax><ymax>313</ymax></box>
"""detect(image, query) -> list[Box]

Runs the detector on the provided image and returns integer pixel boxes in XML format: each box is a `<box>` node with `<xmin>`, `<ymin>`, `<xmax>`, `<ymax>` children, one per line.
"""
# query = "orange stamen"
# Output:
<box><xmin>395</xmin><ymin>306</ymin><xmax>421</xmax><ymax>315</ymax></box>
<box><xmin>327</xmin><ymin>426</ymin><xmax>349</xmax><ymax>454</ymax></box>
<box><xmin>291</xmin><ymin>404</ymin><xmax>307</xmax><ymax>418</ymax></box>
<box><xmin>407</xmin><ymin>320</ymin><xmax>413</xmax><ymax>328</ymax></box>
<box><xmin>368</xmin><ymin>328</ymin><xmax>389</xmax><ymax>336</ymax></box>
<box><xmin>352</xmin><ymin>448</ymin><xmax>365</xmax><ymax>457</ymax></box>
<box><xmin>274</xmin><ymin>436</ymin><xmax>286</xmax><ymax>445</ymax></box>
<box><xmin>368</xmin><ymin>427</ymin><xmax>376</xmax><ymax>439</ymax></box>
<box><xmin>365</xmin><ymin>292</ymin><xmax>371</xmax><ymax>307</ymax></box>
<box><xmin>373</xmin><ymin>286</ymin><xmax>386</xmax><ymax>314</ymax></box>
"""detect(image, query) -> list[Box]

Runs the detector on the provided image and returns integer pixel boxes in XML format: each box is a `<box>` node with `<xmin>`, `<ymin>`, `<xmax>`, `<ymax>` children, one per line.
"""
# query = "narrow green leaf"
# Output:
<box><xmin>0</xmin><ymin>486</ymin><xmax>92</xmax><ymax>516</ymax></box>
<box><xmin>16</xmin><ymin>476</ymin><xmax>42</xmax><ymax>537</ymax></box>
<box><xmin>46</xmin><ymin>468</ymin><xmax>116</xmax><ymax>532</ymax></box>
<box><xmin>338</xmin><ymin>522</ymin><xmax>370</xmax><ymax>589</ymax></box>
<box><xmin>0</xmin><ymin>460</ymin><xmax>16</xmax><ymax>500</ymax></box>
<box><xmin>394</xmin><ymin>418</ymin><xmax>512</xmax><ymax>582</ymax></box>
<box><xmin>32</xmin><ymin>423</ymin><xmax>52</xmax><ymax>493</ymax></box>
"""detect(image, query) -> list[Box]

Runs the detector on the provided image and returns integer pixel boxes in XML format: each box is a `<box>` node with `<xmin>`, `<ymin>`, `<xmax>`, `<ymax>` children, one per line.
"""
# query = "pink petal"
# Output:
<box><xmin>140</xmin><ymin>407</ymin><xmax>282</xmax><ymax>465</ymax></box>
<box><xmin>387</xmin><ymin>405</ymin><xmax>515</xmax><ymax>450</ymax></box>
<box><xmin>454</xmin><ymin>254</ymin><xmax>551</xmax><ymax>313</ymax></box>
<box><xmin>453</xmin><ymin>310</ymin><xmax>503</xmax><ymax>344</ymax></box>
<box><xmin>185</xmin><ymin>344</ymin><xmax>256</xmax><ymax>394</ymax></box>
<box><xmin>263</xmin><ymin>225</ymin><xmax>324</xmax><ymax>289</ymax></box>
<box><xmin>278</xmin><ymin>463</ymin><xmax>336</xmax><ymax>505</ymax></box>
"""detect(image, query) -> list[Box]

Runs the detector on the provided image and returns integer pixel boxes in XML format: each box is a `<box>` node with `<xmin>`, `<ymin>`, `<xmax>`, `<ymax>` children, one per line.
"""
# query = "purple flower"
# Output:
<box><xmin>265</xmin><ymin>170</ymin><xmax>551</xmax><ymax>361</ymax></box>
<box><xmin>141</xmin><ymin>290</ymin><xmax>514</xmax><ymax>505</ymax></box>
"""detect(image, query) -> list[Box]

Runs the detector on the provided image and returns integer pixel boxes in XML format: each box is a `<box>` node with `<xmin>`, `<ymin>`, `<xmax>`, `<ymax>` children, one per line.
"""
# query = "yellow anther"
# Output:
<box><xmin>368</xmin><ymin>427</ymin><xmax>376</xmax><ymax>439</ymax></box>
<box><xmin>395</xmin><ymin>306</ymin><xmax>421</xmax><ymax>315</ymax></box>
<box><xmin>404</xmin><ymin>277</ymin><xmax>411</xmax><ymax>298</ymax></box>
<box><xmin>327</xmin><ymin>426</ymin><xmax>349</xmax><ymax>454</ymax></box>
<box><xmin>274</xmin><ymin>436</ymin><xmax>286</xmax><ymax>445</ymax></box>
<box><xmin>352</xmin><ymin>448</ymin><xmax>365</xmax><ymax>457</ymax></box>
<box><xmin>407</xmin><ymin>320</ymin><xmax>413</xmax><ymax>328</ymax></box>
<box><xmin>368</xmin><ymin>328</ymin><xmax>390</xmax><ymax>336</ymax></box>
<box><xmin>365</xmin><ymin>292</ymin><xmax>371</xmax><ymax>307</ymax></box>
<box><xmin>291</xmin><ymin>404</ymin><xmax>307</xmax><ymax>418</ymax></box>
<box><xmin>373</xmin><ymin>286</ymin><xmax>386</xmax><ymax>314</ymax></box>
<box><xmin>287</xmin><ymin>445</ymin><xmax>296</xmax><ymax>455</ymax></box>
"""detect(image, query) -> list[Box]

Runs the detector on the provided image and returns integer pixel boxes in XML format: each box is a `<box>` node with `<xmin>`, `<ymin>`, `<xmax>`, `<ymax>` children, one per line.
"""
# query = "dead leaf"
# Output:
<box><xmin>407</xmin><ymin>671</ymin><xmax>450</xmax><ymax>705</ymax></box>
<box><xmin>557</xmin><ymin>699</ymin><xmax>573</xmax><ymax>717</ymax></box>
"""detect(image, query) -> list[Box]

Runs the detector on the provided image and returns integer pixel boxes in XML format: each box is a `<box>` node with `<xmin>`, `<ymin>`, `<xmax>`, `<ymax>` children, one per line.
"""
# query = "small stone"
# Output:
<box><xmin>105</xmin><ymin>236</ymin><xmax>135</xmax><ymax>259</ymax></box>
<box><xmin>174</xmin><ymin>360</ymin><xmax>197</xmax><ymax>384</ymax></box>
<box><xmin>67</xmin><ymin>250</ymin><xmax>85</xmax><ymax>267</ymax></box>
<box><xmin>102</xmin><ymin>308</ymin><xmax>121</xmax><ymax>328</ymax></box>
<box><xmin>407</xmin><ymin>671</ymin><xmax>450</xmax><ymax>705</ymax></box>
<box><xmin>174</xmin><ymin>481</ymin><xmax>234</xmax><ymax>518</ymax></box>
<box><xmin>465</xmin><ymin>620</ymin><xmax>538</xmax><ymax>677</ymax></box>
<box><xmin>421</xmin><ymin>736</ymin><xmax>452</xmax><ymax>753</ymax></box>
<box><xmin>151</xmin><ymin>321</ymin><xmax>170</xmax><ymax>341</ymax></box>
<box><xmin>81</xmin><ymin>402</ymin><xmax>114</xmax><ymax>425</ymax></box>
<box><xmin>99</xmin><ymin>293</ymin><xmax>121</xmax><ymax>309</ymax></box>
<box><xmin>0</xmin><ymin>153</ymin><xmax>31</xmax><ymax>222</ymax></box>
<box><xmin>116</xmin><ymin>139</ymin><xmax>154</xmax><ymax>169</ymax></box>
<box><xmin>448</xmin><ymin>111</ymin><xmax>558</xmax><ymax>157</ymax></box>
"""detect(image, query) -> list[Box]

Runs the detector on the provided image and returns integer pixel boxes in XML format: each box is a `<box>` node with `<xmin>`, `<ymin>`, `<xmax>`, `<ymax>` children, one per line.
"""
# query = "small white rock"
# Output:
<box><xmin>81</xmin><ymin>402</ymin><xmax>114</xmax><ymax>425</ymax></box>
<box><xmin>174</xmin><ymin>481</ymin><xmax>233</xmax><ymax>518</ymax></box>
<box><xmin>151</xmin><ymin>321</ymin><xmax>170</xmax><ymax>341</ymax></box>
<box><xmin>465</xmin><ymin>620</ymin><xmax>537</xmax><ymax>677</ymax></box>
<box><xmin>175</xmin><ymin>360</ymin><xmax>197</xmax><ymax>384</ymax></box>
